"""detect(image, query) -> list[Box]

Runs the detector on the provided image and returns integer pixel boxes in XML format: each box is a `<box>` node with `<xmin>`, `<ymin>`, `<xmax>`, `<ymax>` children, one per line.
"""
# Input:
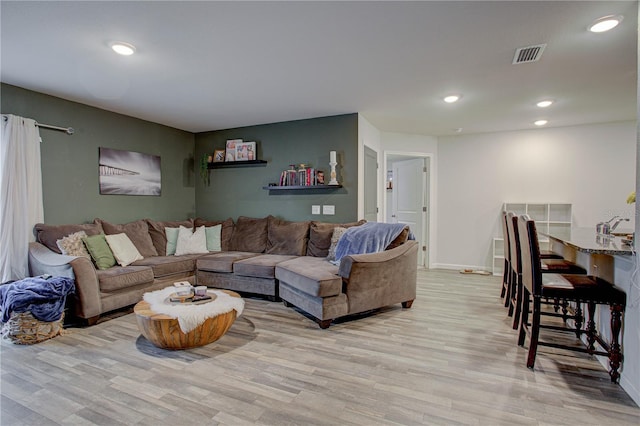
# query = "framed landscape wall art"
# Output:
<box><xmin>99</xmin><ymin>147</ymin><xmax>161</xmax><ymax>196</ymax></box>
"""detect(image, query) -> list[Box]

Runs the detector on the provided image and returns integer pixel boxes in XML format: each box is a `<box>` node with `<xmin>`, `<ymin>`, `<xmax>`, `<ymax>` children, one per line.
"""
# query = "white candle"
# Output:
<box><xmin>330</xmin><ymin>151</ymin><xmax>336</xmax><ymax>163</ymax></box>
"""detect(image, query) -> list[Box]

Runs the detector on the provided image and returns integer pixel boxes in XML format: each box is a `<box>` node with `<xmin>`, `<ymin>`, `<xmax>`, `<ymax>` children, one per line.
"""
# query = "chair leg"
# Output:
<box><xmin>574</xmin><ymin>302</ymin><xmax>584</xmax><ymax>338</ymax></box>
<box><xmin>500</xmin><ymin>259</ymin><xmax>508</xmax><ymax>298</ymax></box>
<box><xmin>517</xmin><ymin>289</ymin><xmax>530</xmax><ymax>347</ymax></box>
<box><xmin>561</xmin><ymin>299</ymin><xmax>569</xmax><ymax>321</ymax></box>
<box><xmin>609</xmin><ymin>303</ymin><xmax>624</xmax><ymax>383</ymax></box>
<box><xmin>526</xmin><ymin>296</ymin><xmax>542</xmax><ymax>369</ymax></box>
<box><xmin>586</xmin><ymin>301</ymin><xmax>597</xmax><ymax>351</ymax></box>
<box><xmin>504</xmin><ymin>268</ymin><xmax>513</xmax><ymax>308</ymax></box>
<box><xmin>511</xmin><ymin>274</ymin><xmax>522</xmax><ymax>330</ymax></box>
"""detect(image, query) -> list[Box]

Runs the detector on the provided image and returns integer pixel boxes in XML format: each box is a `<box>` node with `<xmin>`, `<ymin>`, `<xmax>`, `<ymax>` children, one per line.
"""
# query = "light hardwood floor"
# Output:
<box><xmin>1</xmin><ymin>269</ymin><xmax>639</xmax><ymax>425</ymax></box>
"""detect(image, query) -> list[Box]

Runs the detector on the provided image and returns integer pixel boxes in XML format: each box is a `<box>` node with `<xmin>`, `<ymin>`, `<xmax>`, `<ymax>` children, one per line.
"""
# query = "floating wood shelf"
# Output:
<box><xmin>208</xmin><ymin>160</ymin><xmax>267</xmax><ymax>169</ymax></box>
<box><xmin>263</xmin><ymin>185</ymin><xmax>343</xmax><ymax>191</ymax></box>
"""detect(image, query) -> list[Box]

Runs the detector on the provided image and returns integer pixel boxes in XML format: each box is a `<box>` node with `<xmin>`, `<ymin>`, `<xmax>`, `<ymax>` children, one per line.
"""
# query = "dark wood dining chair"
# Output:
<box><xmin>506</xmin><ymin>212</ymin><xmax>586</xmax><ymax>330</ymax></box>
<box><xmin>516</xmin><ymin>214</ymin><xmax>626</xmax><ymax>382</ymax></box>
<box><xmin>500</xmin><ymin>211</ymin><xmax>512</xmax><ymax>309</ymax></box>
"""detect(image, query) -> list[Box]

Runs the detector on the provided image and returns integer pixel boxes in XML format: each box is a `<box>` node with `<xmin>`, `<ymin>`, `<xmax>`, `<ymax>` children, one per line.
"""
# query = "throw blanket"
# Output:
<box><xmin>143</xmin><ymin>287</ymin><xmax>245</xmax><ymax>333</ymax></box>
<box><xmin>333</xmin><ymin>222</ymin><xmax>407</xmax><ymax>264</ymax></box>
<box><xmin>0</xmin><ymin>276</ymin><xmax>75</xmax><ymax>323</ymax></box>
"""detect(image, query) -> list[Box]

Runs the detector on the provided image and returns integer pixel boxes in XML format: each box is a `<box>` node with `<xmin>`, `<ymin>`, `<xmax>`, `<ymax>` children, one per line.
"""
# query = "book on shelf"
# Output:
<box><xmin>278</xmin><ymin>166</ymin><xmax>323</xmax><ymax>186</ymax></box>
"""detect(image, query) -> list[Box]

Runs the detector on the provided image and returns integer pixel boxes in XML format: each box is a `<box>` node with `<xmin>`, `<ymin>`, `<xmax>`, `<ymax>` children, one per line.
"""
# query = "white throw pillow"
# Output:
<box><xmin>105</xmin><ymin>233</ymin><xmax>144</xmax><ymax>267</ymax></box>
<box><xmin>175</xmin><ymin>225</ymin><xmax>208</xmax><ymax>256</ymax></box>
<box><xmin>205</xmin><ymin>224</ymin><xmax>222</xmax><ymax>252</ymax></box>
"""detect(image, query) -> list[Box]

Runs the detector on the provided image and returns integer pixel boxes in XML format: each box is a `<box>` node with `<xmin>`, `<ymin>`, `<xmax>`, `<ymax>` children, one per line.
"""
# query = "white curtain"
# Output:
<box><xmin>0</xmin><ymin>114</ymin><xmax>44</xmax><ymax>282</ymax></box>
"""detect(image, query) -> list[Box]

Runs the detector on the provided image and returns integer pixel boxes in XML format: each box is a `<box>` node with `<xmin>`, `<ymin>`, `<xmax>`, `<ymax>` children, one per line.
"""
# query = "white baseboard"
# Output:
<box><xmin>432</xmin><ymin>263</ymin><xmax>492</xmax><ymax>273</ymax></box>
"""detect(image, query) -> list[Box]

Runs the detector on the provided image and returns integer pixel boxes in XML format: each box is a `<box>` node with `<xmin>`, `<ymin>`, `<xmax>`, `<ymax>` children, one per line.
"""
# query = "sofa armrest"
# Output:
<box><xmin>338</xmin><ymin>240</ymin><xmax>418</xmax><ymax>279</ymax></box>
<box><xmin>28</xmin><ymin>242</ymin><xmax>102</xmax><ymax>319</ymax></box>
<box><xmin>338</xmin><ymin>240</ymin><xmax>418</xmax><ymax>315</ymax></box>
<box><xmin>28</xmin><ymin>242</ymin><xmax>77</xmax><ymax>276</ymax></box>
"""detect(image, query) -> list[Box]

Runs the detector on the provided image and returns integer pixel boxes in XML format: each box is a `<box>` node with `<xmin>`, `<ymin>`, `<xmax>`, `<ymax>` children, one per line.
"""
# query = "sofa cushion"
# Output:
<box><xmin>327</xmin><ymin>227</ymin><xmax>347</xmax><ymax>262</ymax></box>
<box><xmin>205</xmin><ymin>225</ymin><xmax>222</xmax><ymax>251</ymax></box>
<box><xmin>230</xmin><ymin>216</ymin><xmax>270</xmax><ymax>253</ymax></box>
<box><xmin>306</xmin><ymin>220</ymin><xmax>366</xmax><ymax>257</ymax></box>
<box><xmin>275</xmin><ymin>257</ymin><xmax>342</xmax><ymax>298</ymax></box>
<box><xmin>97</xmin><ymin>266</ymin><xmax>154</xmax><ymax>293</ymax></box>
<box><xmin>165</xmin><ymin>227</ymin><xmax>180</xmax><ymax>255</ymax></box>
<box><xmin>197</xmin><ymin>252</ymin><xmax>260</xmax><ymax>273</ymax></box>
<box><xmin>83</xmin><ymin>234</ymin><xmax>117</xmax><ymax>270</ymax></box>
<box><xmin>105</xmin><ymin>233</ymin><xmax>144</xmax><ymax>267</ymax></box>
<box><xmin>133</xmin><ymin>254</ymin><xmax>202</xmax><ymax>278</ymax></box>
<box><xmin>266</xmin><ymin>217</ymin><xmax>310</xmax><ymax>256</ymax></box>
<box><xmin>147</xmin><ymin>219</ymin><xmax>194</xmax><ymax>256</ymax></box>
<box><xmin>234</xmin><ymin>254</ymin><xmax>298</xmax><ymax>279</ymax></box>
<box><xmin>194</xmin><ymin>218</ymin><xmax>234</xmax><ymax>251</ymax></box>
<box><xmin>175</xmin><ymin>226</ymin><xmax>208</xmax><ymax>256</ymax></box>
<box><xmin>56</xmin><ymin>231</ymin><xmax>91</xmax><ymax>259</ymax></box>
<box><xmin>97</xmin><ymin>218</ymin><xmax>158</xmax><ymax>257</ymax></box>
<box><xmin>34</xmin><ymin>222</ymin><xmax>104</xmax><ymax>254</ymax></box>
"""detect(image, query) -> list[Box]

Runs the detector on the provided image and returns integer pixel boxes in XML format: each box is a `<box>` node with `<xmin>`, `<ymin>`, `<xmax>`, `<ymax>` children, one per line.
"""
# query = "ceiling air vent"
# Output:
<box><xmin>512</xmin><ymin>44</ymin><xmax>546</xmax><ymax>64</ymax></box>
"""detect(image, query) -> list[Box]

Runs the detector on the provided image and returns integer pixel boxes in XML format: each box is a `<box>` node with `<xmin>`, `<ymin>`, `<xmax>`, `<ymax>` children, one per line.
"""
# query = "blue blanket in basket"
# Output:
<box><xmin>0</xmin><ymin>276</ymin><xmax>75</xmax><ymax>323</ymax></box>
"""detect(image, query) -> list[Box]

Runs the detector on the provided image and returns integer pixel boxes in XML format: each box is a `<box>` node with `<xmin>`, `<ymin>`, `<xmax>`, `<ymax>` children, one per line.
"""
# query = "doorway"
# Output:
<box><xmin>385</xmin><ymin>153</ymin><xmax>432</xmax><ymax>268</ymax></box>
<box><xmin>363</xmin><ymin>145</ymin><xmax>378</xmax><ymax>222</ymax></box>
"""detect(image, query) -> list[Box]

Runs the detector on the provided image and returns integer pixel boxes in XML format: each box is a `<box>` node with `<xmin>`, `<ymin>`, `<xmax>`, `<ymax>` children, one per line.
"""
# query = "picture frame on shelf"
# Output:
<box><xmin>213</xmin><ymin>149</ymin><xmax>225</xmax><ymax>162</ymax></box>
<box><xmin>225</xmin><ymin>139</ymin><xmax>242</xmax><ymax>161</ymax></box>
<box><xmin>235</xmin><ymin>141</ymin><xmax>256</xmax><ymax>161</ymax></box>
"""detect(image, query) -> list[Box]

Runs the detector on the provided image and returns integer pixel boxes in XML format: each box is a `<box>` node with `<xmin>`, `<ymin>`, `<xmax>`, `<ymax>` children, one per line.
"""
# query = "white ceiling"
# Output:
<box><xmin>1</xmin><ymin>1</ymin><xmax>637</xmax><ymax>136</ymax></box>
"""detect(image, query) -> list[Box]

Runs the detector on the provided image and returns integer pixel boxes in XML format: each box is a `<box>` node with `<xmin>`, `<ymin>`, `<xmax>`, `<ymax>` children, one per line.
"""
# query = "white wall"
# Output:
<box><xmin>358</xmin><ymin>114</ymin><xmax>382</xmax><ymax>220</ymax></box>
<box><xmin>436</xmin><ymin>121</ymin><xmax>637</xmax><ymax>270</ymax></box>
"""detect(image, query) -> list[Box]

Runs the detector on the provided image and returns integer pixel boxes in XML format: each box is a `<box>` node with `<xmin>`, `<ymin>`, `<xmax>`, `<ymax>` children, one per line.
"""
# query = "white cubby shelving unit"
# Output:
<box><xmin>492</xmin><ymin>203</ymin><xmax>572</xmax><ymax>276</ymax></box>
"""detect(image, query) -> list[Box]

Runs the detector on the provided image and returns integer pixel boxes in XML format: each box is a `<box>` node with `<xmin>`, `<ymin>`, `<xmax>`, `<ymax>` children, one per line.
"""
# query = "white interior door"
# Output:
<box><xmin>392</xmin><ymin>158</ymin><xmax>427</xmax><ymax>267</ymax></box>
<box><xmin>363</xmin><ymin>146</ymin><xmax>378</xmax><ymax>222</ymax></box>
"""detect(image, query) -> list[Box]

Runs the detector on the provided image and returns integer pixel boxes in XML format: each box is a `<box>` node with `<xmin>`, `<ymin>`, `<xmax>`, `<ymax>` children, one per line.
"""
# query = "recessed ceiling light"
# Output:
<box><xmin>536</xmin><ymin>100</ymin><xmax>554</xmax><ymax>108</ymax></box>
<box><xmin>443</xmin><ymin>95</ymin><xmax>461</xmax><ymax>103</ymax></box>
<box><xmin>589</xmin><ymin>15</ymin><xmax>623</xmax><ymax>33</ymax></box>
<box><xmin>534</xmin><ymin>120</ymin><xmax>548</xmax><ymax>126</ymax></box>
<box><xmin>110</xmin><ymin>42</ymin><xmax>136</xmax><ymax>56</ymax></box>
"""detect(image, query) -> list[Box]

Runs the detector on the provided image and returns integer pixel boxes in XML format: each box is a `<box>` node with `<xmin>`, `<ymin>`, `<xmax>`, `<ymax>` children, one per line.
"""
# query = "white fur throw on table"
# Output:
<box><xmin>143</xmin><ymin>287</ymin><xmax>245</xmax><ymax>333</ymax></box>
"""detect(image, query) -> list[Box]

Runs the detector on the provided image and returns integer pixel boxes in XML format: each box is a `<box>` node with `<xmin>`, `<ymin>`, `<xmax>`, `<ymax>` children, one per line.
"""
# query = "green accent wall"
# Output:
<box><xmin>1</xmin><ymin>83</ymin><xmax>196</xmax><ymax>224</ymax></box>
<box><xmin>2</xmin><ymin>84</ymin><xmax>358</xmax><ymax>225</ymax></box>
<box><xmin>195</xmin><ymin>114</ymin><xmax>358</xmax><ymax>222</ymax></box>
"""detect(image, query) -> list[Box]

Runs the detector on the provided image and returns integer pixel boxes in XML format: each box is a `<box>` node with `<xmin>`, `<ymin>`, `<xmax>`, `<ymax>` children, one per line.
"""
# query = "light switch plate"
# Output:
<box><xmin>312</xmin><ymin>205</ymin><xmax>321</xmax><ymax>215</ymax></box>
<box><xmin>323</xmin><ymin>205</ymin><xmax>335</xmax><ymax>215</ymax></box>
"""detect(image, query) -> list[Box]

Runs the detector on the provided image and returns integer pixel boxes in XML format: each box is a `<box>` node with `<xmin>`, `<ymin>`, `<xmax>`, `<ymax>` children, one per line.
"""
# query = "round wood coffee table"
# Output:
<box><xmin>134</xmin><ymin>290</ymin><xmax>241</xmax><ymax>350</ymax></box>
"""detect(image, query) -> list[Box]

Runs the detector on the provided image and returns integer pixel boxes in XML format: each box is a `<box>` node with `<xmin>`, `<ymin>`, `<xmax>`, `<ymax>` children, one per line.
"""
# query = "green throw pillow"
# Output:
<box><xmin>83</xmin><ymin>234</ymin><xmax>117</xmax><ymax>270</ymax></box>
<box><xmin>205</xmin><ymin>224</ymin><xmax>222</xmax><ymax>252</ymax></box>
<box><xmin>165</xmin><ymin>227</ymin><xmax>180</xmax><ymax>255</ymax></box>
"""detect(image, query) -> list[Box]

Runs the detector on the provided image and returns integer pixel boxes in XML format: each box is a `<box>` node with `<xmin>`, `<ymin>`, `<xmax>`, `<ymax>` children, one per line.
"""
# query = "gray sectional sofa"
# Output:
<box><xmin>28</xmin><ymin>216</ymin><xmax>417</xmax><ymax>328</ymax></box>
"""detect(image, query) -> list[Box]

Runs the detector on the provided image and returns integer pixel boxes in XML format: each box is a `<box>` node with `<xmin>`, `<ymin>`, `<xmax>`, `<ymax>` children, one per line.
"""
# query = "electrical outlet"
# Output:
<box><xmin>323</xmin><ymin>205</ymin><xmax>335</xmax><ymax>215</ymax></box>
<box><xmin>312</xmin><ymin>205</ymin><xmax>321</xmax><ymax>215</ymax></box>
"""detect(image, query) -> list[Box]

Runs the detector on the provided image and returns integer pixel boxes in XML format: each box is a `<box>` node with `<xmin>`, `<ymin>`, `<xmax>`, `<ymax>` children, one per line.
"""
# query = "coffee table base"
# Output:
<box><xmin>134</xmin><ymin>290</ymin><xmax>240</xmax><ymax>350</ymax></box>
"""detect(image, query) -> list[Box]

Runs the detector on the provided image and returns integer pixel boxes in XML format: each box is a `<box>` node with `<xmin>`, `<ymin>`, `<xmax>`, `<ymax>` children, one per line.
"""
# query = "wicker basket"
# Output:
<box><xmin>1</xmin><ymin>311</ymin><xmax>64</xmax><ymax>345</ymax></box>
